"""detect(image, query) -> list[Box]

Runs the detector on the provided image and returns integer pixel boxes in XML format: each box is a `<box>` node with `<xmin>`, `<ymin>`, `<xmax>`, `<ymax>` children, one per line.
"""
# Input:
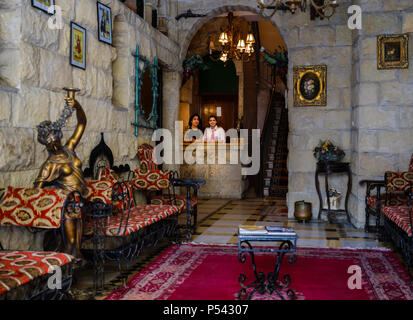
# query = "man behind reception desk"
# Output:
<box><xmin>203</xmin><ymin>115</ymin><xmax>225</xmax><ymax>142</ymax></box>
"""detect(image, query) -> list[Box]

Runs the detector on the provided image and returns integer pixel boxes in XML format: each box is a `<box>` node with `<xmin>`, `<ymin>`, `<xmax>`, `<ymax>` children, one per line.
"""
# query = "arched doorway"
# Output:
<box><xmin>178</xmin><ymin>10</ymin><xmax>288</xmax><ymax>199</ymax></box>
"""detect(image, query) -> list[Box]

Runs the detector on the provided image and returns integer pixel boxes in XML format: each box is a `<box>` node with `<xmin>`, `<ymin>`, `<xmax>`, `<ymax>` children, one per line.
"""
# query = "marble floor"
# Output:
<box><xmin>70</xmin><ymin>193</ymin><xmax>389</xmax><ymax>300</ymax></box>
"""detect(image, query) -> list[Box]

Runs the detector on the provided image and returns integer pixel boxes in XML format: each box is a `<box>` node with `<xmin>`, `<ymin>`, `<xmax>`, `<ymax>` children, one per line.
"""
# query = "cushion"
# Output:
<box><xmin>367</xmin><ymin>194</ymin><xmax>409</xmax><ymax>209</ymax></box>
<box><xmin>0</xmin><ymin>187</ymin><xmax>67</xmax><ymax>229</ymax></box>
<box><xmin>137</xmin><ymin>144</ymin><xmax>159</xmax><ymax>172</ymax></box>
<box><xmin>151</xmin><ymin>194</ymin><xmax>198</xmax><ymax>212</ymax></box>
<box><xmin>85</xmin><ymin>179</ymin><xmax>115</xmax><ymax>204</ymax></box>
<box><xmin>98</xmin><ymin>166</ymin><xmax>119</xmax><ymax>183</ymax></box>
<box><xmin>409</xmin><ymin>153</ymin><xmax>413</xmax><ymax>172</ymax></box>
<box><xmin>0</xmin><ymin>250</ymin><xmax>73</xmax><ymax>296</ymax></box>
<box><xmin>84</xmin><ymin>204</ymin><xmax>179</xmax><ymax>237</ymax></box>
<box><xmin>130</xmin><ymin>169</ymin><xmax>170</xmax><ymax>191</ymax></box>
<box><xmin>385</xmin><ymin>171</ymin><xmax>413</xmax><ymax>191</ymax></box>
<box><xmin>382</xmin><ymin>206</ymin><xmax>413</xmax><ymax>236</ymax></box>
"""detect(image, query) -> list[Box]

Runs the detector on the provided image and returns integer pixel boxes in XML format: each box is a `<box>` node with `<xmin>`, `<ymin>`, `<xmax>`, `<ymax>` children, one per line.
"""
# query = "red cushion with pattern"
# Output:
<box><xmin>137</xmin><ymin>144</ymin><xmax>159</xmax><ymax>172</ymax></box>
<box><xmin>385</xmin><ymin>171</ymin><xmax>413</xmax><ymax>191</ymax></box>
<box><xmin>0</xmin><ymin>187</ymin><xmax>67</xmax><ymax>229</ymax></box>
<box><xmin>84</xmin><ymin>204</ymin><xmax>179</xmax><ymax>237</ymax></box>
<box><xmin>151</xmin><ymin>194</ymin><xmax>198</xmax><ymax>211</ymax></box>
<box><xmin>0</xmin><ymin>250</ymin><xmax>73</xmax><ymax>295</ymax></box>
<box><xmin>130</xmin><ymin>169</ymin><xmax>170</xmax><ymax>191</ymax></box>
<box><xmin>409</xmin><ymin>153</ymin><xmax>413</xmax><ymax>172</ymax></box>
<box><xmin>367</xmin><ymin>194</ymin><xmax>409</xmax><ymax>208</ymax></box>
<box><xmin>382</xmin><ymin>205</ymin><xmax>413</xmax><ymax>236</ymax></box>
<box><xmin>98</xmin><ymin>166</ymin><xmax>119</xmax><ymax>183</ymax></box>
<box><xmin>85</xmin><ymin>179</ymin><xmax>115</xmax><ymax>204</ymax></box>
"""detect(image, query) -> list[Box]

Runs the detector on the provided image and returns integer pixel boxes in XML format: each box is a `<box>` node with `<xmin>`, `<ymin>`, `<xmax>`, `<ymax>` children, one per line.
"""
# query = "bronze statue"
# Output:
<box><xmin>34</xmin><ymin>88</ymin><xmax>87</xmax><ymax>262</ymax></box>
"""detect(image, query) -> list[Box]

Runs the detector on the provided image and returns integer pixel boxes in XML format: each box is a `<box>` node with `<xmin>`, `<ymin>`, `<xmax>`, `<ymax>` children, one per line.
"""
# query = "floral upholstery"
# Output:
<box><xmin>382</xmin><ymin>206</ymin><xmax>413</xmax><ymax>236</ymax></box>
<box><xmin>367</xmin><ymin>194</ymin><xmax>409</xmax><ymax>209</ymax></box>
<box><xmin>151</xmin><ymin>194</ymin><xmax>198</xmax><ymax>211</ymax></box>
<box><xmin>0</xmin><ymin>251</ymin><xmax>73</xmax><ymax>296</ymax></box>
<box><xmin>385</xmin><ymin>171</ymin><xmax>413</xmax><ymax>191</ymax></box>
<box><xmin>84</xmin><ymin>204</ymin><xmax>179</xmax><ymax>237</ymax></box>
<box><xmin>130</xmin><ymin>169</ymin><xmax>170</xmax><ymax>191</ymax></box>
<box><xmin>98</xmin><ymin>166</ymin><xmax>119</xmax><ymax>183</ymax></box>
<box><xmin>85</xmin><ymin>179</ymin><xmax>115</xmax><ymax>204</ymax></box>
<box><xmin>409</xmin><ymin>154</ymin><xmax>413</xmax><ymax>172</ymax></box>
<box><xmin>0</xmin><ymin>187</ymin><xmax>68</xmax><ymax>229</ymax></box>
<box><xmin>137</xmin><ymin>144</ymin><xmax>159</xmax><ymax>172</ymax></box>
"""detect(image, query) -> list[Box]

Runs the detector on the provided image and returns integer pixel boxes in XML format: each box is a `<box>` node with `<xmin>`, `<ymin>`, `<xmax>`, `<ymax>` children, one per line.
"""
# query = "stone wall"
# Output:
<box><xmin>350</xmin><ymin>0</ymin><xmax>413</xmax><ymax>227</ymax></box>
<box><xmin>0</xmin><ymin>0</ymin><xmax>181</xmax><ymax>189</ymax></box>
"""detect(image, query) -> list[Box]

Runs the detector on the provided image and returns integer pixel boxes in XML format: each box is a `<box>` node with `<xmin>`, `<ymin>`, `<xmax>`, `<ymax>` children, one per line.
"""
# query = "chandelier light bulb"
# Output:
<box><xmin>220</xmin><ymin>53</ymin><xmax>228</xmax><ymax>62</ymax></box>
<box><xmin>246</xmin><ymin>33</ymin><xmax>255</xmax><ymax>44</ymax></box>
<box><xmin>219</xmin><ymin>32</ymin><xmax>229</xmax><ymax>45</ymax></box>
<box><xmin>237</xmin><ymin>39</ymin><xmax>246</xmax><ymax>52</ymax></box>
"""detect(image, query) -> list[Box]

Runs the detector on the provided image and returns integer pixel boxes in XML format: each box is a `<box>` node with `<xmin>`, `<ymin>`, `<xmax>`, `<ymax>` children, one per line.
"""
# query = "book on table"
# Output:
<box><xmin>239</xmin><ymin>225</ymin><xmax>296</xmax><ymax>236</ymax></box>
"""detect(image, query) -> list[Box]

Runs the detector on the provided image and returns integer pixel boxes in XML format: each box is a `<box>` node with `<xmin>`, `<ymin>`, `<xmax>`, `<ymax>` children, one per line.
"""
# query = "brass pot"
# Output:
<box><xmin>294</xmin><ymin>200</ymin><xmax>312</xmax><ymax>222</ymax></box>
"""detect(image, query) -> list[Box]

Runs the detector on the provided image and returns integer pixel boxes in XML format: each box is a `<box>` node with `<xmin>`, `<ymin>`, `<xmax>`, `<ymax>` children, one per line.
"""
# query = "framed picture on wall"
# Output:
<box><xmin>97</xmin><ymin>2</ymin><xmax>112</xmax><ymax>45</ymax></box>
<box><xmin>31</xmin><ymin>0</ymin><xmax>55</xmax><ymax>14</ymax></box>
<box><xmin>377</xmin><ymin>34</ymin><xmax>409</xmax><ymax>69</ymax></box>
<box><xmin>70</xmin><ymin>22</ymin><xmax>86</xmax><ymax>70</ymax></box>
<box><xmin>293</xmin><ymin>65</ymin><xmax>327</xmax><ymax>107</ymax></box>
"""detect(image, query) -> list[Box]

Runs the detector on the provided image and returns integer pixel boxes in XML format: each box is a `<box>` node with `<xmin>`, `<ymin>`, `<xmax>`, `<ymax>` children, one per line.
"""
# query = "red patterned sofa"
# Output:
<box><xmin>135</xmin><ymin>144</ymin><xmax>205</xmax><ymax>240</ymax></box>
<box><xmin>0</xmin><ymin>187</ymin><xmax>77</xmax><ymax>299</ymax></box>
<box><xmin>360</xmin><ymin>154</ymin><xmax>413</xmax><ymax>236</ymax></box>
<box><xmin>81</xmin><ymin>166</ymin><xmax>180</xmax><ymax>277</ymax></box>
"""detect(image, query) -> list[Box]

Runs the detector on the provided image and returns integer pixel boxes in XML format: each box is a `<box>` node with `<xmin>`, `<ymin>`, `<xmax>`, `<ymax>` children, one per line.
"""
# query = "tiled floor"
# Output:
<box><xmin>70</xmin><ymin>193</ymin><xmax>388</xmax><ymax>299</ymax></box>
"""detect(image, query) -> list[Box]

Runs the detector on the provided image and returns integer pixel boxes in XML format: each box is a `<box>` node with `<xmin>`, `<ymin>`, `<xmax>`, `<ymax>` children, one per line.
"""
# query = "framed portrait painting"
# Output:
<box><xmin>31</xmin><ymin>0</ymin><xmax>55</xmax><ymax>14</ymax></box>
<box><xmin>97</xmin><ymin>2</ymin><xmax>112</xmax><ymax>45</ymax></box>
<box><xmin>377</xmin><ymin>34</ymin><xmax>409</xmax><ymax>69</ymax></box>
<box><xmin>293</xmin><ymin>65</ymin><xmax>327</xmax><ymax>107</ymax></box>
<box><xmin>70</xmin><ymin>22</ymin><xmax>86</xmax><ymax>70</ymax></box>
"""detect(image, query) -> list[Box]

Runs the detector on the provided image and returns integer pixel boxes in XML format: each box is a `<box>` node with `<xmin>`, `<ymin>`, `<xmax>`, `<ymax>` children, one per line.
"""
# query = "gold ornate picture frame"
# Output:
<box><xmin>293</xmin><ymin>65</ymin><xmax>327</xmax><ymax>107</ymax></box>
<box><xmin>377</xmin><ymin>34</ymin><xmax>409</xmax><ymax>70</ymax></box>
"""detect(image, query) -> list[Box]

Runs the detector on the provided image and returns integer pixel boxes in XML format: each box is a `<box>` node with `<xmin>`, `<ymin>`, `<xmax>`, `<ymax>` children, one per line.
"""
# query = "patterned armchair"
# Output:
<box><xmin>360</xmin><ymin>154</ymin><xmax>413</xmax><ymax>236</ymax></box>
<box><xmin>134</xmin><ymin>144</ymin><xmax>205</xmax><ymax>240</ymax></box>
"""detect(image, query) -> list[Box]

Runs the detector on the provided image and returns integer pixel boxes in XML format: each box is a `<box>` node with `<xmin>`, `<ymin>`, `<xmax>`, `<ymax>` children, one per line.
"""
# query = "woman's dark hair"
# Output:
<box><xmin>189</xmin><ymin>113</ymin><xmax>202</xmax><ymax>130</ymax></box>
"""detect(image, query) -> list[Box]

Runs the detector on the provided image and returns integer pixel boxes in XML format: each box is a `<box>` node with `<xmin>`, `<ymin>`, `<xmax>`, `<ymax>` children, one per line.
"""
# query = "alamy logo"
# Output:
<box><xmin>347</xmin><ymin>265</ymin><xmax>362</xmax><ymax>290</ymax></box>
<box><xmin>347</xmin><ymin>5</ymin><xmax>362</xmax><ymax>30</ymax></box>
<box><xmin>47</xmin><ymin>265</ymin><xmax>62</xmax><ymax>290</ymax></box>
<box><xmin>47</xmin><ymin>5</ymin><xmax>64</xmax><ymax>30</ymax></box>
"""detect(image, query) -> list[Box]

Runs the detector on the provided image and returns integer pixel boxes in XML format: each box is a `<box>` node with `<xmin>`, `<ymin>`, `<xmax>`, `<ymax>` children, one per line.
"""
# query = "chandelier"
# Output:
<box><xmin>212</xmin><ymin>12</ymin><xmax>256</xmax><ymax>64</ymax></box>
<box><xmin>257</xmin><ymin>0</ymin><xmax>339</xmax><ymax>19</ymax></box>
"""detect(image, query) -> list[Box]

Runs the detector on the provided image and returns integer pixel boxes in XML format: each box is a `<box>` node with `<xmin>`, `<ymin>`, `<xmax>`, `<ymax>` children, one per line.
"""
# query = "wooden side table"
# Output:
<box><xmin>315</xmin><ymin>161</ymin><xmax>353</xmax><ymax>226</ymax></box>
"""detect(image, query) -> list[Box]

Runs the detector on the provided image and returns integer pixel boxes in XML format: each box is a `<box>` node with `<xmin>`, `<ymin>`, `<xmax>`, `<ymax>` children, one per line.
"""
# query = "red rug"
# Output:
<box><xmin>105</xmin><ymin>244</ymin><xmax>413</xmax><ymax>300</ymax></box>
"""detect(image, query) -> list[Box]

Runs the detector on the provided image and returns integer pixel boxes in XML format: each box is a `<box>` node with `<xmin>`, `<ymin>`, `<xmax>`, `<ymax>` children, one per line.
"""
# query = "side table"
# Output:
<box><xmin>84</xmin><ymin>201</ymin><xmax>112</xmax><ymax>292</ymax></box>
<box><xmin>315</xmin><ymin>161</ymin><xmax>353</xmax><ymax>226</ymax></box>
<box><xmin>238</xmin><ymin>226</ymin><xmax>298</xmax><ymax>300</ymax></box>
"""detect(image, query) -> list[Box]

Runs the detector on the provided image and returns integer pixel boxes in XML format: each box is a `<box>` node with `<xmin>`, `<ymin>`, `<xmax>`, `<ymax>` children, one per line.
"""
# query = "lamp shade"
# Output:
<box><xmin>237</xmin><ymin>39</ymin><xmax>246</xmax><ymax>52</ymax></box>
<box><xmin>219</xmin><ymin>32</ymin><xmax>229</xmax><ymax>44</ymax></box>
<box><xmin>246</xmin><ymin>33</ymin><xmax>255</xmax><ymax>44</ymax></box>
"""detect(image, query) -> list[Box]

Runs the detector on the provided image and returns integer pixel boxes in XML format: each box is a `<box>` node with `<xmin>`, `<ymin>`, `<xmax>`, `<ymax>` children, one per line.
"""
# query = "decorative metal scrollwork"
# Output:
<box><xmin>132</xmin><ymin>45</ymin><xmax>159</xmax><ymax>137</ymax></box>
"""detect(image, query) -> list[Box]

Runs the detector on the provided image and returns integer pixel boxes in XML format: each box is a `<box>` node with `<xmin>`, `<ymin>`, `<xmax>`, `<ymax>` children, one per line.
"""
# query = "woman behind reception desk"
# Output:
<box><xmin>184</xmin><ymin>113</ymin><xmax>203</xmax><ymax>142</ymax></box>
<box><xmin>203</xmin><ymin>115</ymin><xmax>225</xmax><ymax>142</ymax></box>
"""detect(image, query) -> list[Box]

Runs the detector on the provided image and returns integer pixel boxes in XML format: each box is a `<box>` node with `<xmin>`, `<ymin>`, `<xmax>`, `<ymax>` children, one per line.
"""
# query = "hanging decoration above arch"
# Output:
<box><xmin>131</xmin><ymin>45</ymin><xmax>160</xmax><ymax>137</ymax></box>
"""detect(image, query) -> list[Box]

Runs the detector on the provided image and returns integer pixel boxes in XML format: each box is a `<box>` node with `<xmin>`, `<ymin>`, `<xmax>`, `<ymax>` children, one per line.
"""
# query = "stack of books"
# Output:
<box><xmin>239</xmin><ymin>225</ymin><xmax>296</xmax><ymax>236</ymax></box>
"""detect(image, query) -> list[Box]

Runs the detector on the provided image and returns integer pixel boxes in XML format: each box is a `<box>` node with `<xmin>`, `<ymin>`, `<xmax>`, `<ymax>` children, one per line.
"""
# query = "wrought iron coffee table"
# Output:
<box><xmin>237</xmin><ymin>229</ymin><xmax>298</xmax><ymax>300</ymax></box>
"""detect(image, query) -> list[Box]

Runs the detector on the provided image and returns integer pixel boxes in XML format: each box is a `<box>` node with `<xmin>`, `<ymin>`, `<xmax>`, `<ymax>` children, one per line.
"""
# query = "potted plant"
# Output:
<box><xmin>313</xmin><ymin>140</ymin><xmax>345</xmax><ymax>162</ymax></box>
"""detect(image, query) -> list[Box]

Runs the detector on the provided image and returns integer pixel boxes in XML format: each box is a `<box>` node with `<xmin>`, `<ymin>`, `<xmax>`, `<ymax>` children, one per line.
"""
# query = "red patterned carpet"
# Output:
<box><xmin>105</xmin><ymin>244</ymin><xmax>413</xmax><ymax>300</ymax></box>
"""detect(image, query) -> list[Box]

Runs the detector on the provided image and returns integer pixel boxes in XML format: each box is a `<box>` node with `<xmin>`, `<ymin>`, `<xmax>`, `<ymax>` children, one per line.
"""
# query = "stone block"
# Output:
<box><xmin>39</xmin><ymin>49</ymin><xmax>72</xmax><ymax>91</ymax></box>
<box><xmin>21</xmin><ymin>7</ymin><xmax>59</xmax><ymax>50</ymax></box>
<box><xmin>20</xmin><ymin>42</ymin><xmax>40</xmax><ymax>86</ymax></box>
<box><xmin>0</xmin><ymin>48</ymin><xmax>21</xmax><ymax>88</ymax></box>
<box><xmin>0</xmin><ymin>9</ymin><xmax>21</xmax><ymax>47</ymax></box>
<box><xmin>362</xmin><ymin>13</ymin><xmax>401</xmax><ymax>36</ymax></box>
<box><xmin>0</xmin><ymin>127</ymin><xmax>34</xmax><ymax>171</ymax></box>
<box><xmin>97</xmin><ymin>69</ymin><xmax>113</xmax><ymax>101</ymax></box>
<box><xmin>358</xmin><ymin>106</ymin><xmax>399</xmax><ymax>129</ymax></box>
<box><xmin>358</xmin><ymin>83</ymin><xmax>379</xmax><ymax>105</ymax></box>
<box><xmin>328</xmin><ymin>67</ymin><xmax>351</xmax><ymax>88</ymax></box>
<box><xmin>359</xmin><ymin>152</ymin><xmax>399</xmax><ymax>176</ymax></box>
<box><xmin>107</xmin><ymin>106</ymin><xmax>128</xmax><ymax>133</ymax></box>
<box><xmin>400</xmin><ymin>106</ymin><xmax>413</xmax><ymax>129</ymax></box>
<box><xmin>335</xmin><ymin>25</ymin><xmax>352</xmax><ymax>46</ymax></box>
<box><xmin>75</xmin><ymin>0</ymin><xmax>98</xmax><ymax>31</ymax></box>
<box><xmin>360</xmin><ymin>60</ymin><xmax>397</xmax><ymax>82</ymax></box>
<box><xmin>298</xmin><ymin>26</ymin><xmax>335</xmax><ymax>46</ymax></box>
<box><xmin>0</xmin><ymin>89</ymin><xmax>11</xmax><ymax>122</ymax></box>
<box><xmin>378</xmin><ymin>130</ymin><xmax>413</xmax><ymax>153</ymax></box>
<box><xmin>357</xmin><ymin>131</ymin><xmax>378</xmax><ymax>153</ymax></box>
<box><xmin>12</xmin><ymin>87</ymin><xmax>51</xmax><ymax>128</ymax></box>
<box><xmin>290</xmin><ymin>110</ymin><xmax>326</xmax><ymax>131</ymax></box>
<box><xmin>383</xmin><ymin>0</ymin><xmax>413</xmax><ymax>11</ymax></box>
<box><xmin>361</xmin><ymin>37</ymin><xmax>377</xmax><ymax>58</ymax></box>
<box><xmin>379</xmin><ymin>82</ymin><xmax>404</xmax><ymax>105</ymax></box>
<box><xmin>324</xmin><ymin>111</ymin><xmax>351</xmax><ymax>129</ymax></box>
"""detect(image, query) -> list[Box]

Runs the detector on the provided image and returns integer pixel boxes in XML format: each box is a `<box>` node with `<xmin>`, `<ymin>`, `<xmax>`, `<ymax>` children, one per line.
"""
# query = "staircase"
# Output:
<box><xmin>262</xmin><ymin>94</ymin><xmax>288</xmax><ymax>197</ymax></box>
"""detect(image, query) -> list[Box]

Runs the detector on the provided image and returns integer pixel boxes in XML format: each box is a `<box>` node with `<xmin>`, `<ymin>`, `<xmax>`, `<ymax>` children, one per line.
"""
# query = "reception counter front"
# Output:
<box><xmin>179</xmin><ymin>141</ymin><xmax>250</xmax><ymax>199</ymax></box>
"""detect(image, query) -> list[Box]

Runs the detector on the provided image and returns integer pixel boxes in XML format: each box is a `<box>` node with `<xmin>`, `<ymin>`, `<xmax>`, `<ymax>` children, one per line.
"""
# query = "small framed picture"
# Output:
<box><xmin>70</xmin><ymin>22</ymin><xmax>86</xmax><ymax>70</ymax></box>
<box><xmin>97</xmin><ymin>2</ymin><xmax>112</xmax><ymax>45</ymax></box>
<box><xmin>377</xmin><ymin>34</ymin><xmax>409</xmax><ymax>69</ymax></box>
<box><xmin>31</xmin><ymin>0</ymin><xmax>55</xmax><ymax>14</ymax></box>
<box><xmin>293</xmin><ymin>65</ymin><xmax>327</xmax><ymax>107</ymax></box>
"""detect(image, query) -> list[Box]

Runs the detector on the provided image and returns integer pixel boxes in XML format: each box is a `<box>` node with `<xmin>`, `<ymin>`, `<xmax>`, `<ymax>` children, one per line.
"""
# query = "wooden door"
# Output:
<box><xmin>200</xmin><ymin>94</ymin><xmax>238</xmax><ymax>131</ymax></box>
